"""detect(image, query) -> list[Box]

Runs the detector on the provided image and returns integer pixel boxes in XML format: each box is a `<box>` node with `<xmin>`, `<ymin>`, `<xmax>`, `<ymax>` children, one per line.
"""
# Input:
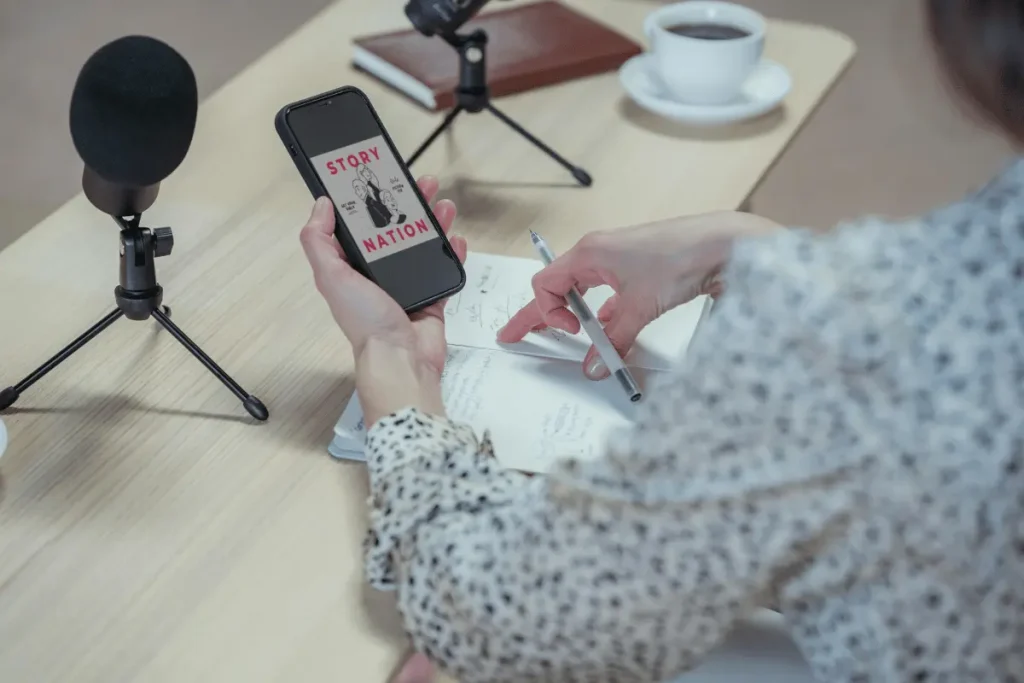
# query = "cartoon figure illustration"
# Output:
<box><xmin>381</xmin><ymin>190</ymin><xmax>406</xmax><ymax>224</ymax></box>
<box><xmin>353</xmin><ymin>180</ymin><xmax>367</xmax><ymax>202</ymax></box>
<box><xmin>358</xmin><ymin>164</ymin><xmax>382</xmax><ymax>199</ymax></box>
<box><xmin>354</xmin><ymin>178</ymin><xmax>390</xmax><ymax>228</ymax></box>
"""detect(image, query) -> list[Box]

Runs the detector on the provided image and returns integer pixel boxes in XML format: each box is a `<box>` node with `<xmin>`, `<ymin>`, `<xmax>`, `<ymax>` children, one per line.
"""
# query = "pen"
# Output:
<box><xmin>529</xmin><ymin>231</ymin><xmax>643</xmax><ymax>403</ymax></box>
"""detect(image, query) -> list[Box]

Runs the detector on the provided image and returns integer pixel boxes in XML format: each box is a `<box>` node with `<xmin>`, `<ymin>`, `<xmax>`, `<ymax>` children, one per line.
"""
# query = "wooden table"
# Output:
<box><xmin>0</xmin><ymin>2</ymin><xmax>853</xmax><ymax>681</ymax></box>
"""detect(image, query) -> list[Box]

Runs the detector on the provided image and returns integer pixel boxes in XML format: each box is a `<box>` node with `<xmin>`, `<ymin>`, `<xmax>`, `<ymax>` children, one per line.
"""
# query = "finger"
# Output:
<box><xmin>428</xmin><ymin>235</ymin><xmax>469</xmax><ymax>317</ymax></box>
<box><xmin>299</xmin><ymin>197</ymin><xmax>347</xmax><ymax>278</ymax></box>
<box><xmin>417</xmin><ymin>176</ymin><xmax>440</xmax><ymax>205</ymax></box>
<box><xmin>704</xmin><ymin>273</ymin><xmax>725</xmax><ymax>299</ymax></box>
<box><xmin>598</xmin><ymin>295</ymin><xmax>619</xmax><ymax>323</ymax></box>
<box><xmin>530</xmin><ymin>261</ymin><xmax>605</xmax><ymax>334</ymax></box>
<box><xmin>391</xmin><ymin>653</ymin><xmax>435</xmax><ymax>683</ymax></box>
<box><xmin>496</xmin><ymin>300</ymin><xmax>545</xmax><ymax>342</ymax></box>
<box><xmin>449</xmin><ymin>234</ymin><xmax>468</xmax><ymax>264</ymax></box>
<box><xmin>582</xmin><ymin>310</ymin><xmax>650</xmax><ymax>380</ymax></box>
<box><xmin>497</xmin><ymin>296</ymin><xmax>582</xmax><ymax>342</ymax></box>
<box><xmin>301</xmin><ymin>196</ymin><xmax>335</xmax><ymax>238</ymax></box>
<box><xmin>433</xmin><ymin>199</ymin><xmax>457</xmax><ymax>235</ymax></box>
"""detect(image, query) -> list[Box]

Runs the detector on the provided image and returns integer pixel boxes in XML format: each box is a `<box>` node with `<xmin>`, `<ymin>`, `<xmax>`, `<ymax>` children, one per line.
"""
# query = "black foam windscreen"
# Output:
<box><xmin>70</xmin><ymin>35</ymin><xmax>198</xmax><ymax>187</ymax></box>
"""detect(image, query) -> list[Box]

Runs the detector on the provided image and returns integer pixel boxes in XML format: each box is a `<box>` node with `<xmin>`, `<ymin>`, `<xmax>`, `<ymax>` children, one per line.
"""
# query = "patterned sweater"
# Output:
<box><xmin>361</xmin><ymin>160</ymin><xmax>1024</xmax><ymax>682</ymax></box>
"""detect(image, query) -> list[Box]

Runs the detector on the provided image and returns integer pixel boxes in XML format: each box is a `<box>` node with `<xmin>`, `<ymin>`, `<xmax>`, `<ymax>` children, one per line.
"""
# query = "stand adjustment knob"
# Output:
<box><xmin>153</xmin><ymin>227</ymin><xmax>174</xmax><ymax>258</ymax></box>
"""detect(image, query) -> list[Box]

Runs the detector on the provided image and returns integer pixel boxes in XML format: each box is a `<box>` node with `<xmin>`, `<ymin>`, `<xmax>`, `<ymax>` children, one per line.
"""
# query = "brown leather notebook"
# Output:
<box><xmin>352</xmin><ymin>1</ymin><xmax>642</xmax><ymax>111</ymax></box>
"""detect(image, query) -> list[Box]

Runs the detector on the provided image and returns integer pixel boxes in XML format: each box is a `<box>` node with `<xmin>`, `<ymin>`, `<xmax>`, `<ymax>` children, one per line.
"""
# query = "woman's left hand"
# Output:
<box><xmin>300</xmin><ymin>176</ymin><xmax>467</xmax><ymax>426</ymax></box>
<box><xmin>300</xmin><ymin>176</ymin><xmax>466</xmax><ymax>373</ymax></box>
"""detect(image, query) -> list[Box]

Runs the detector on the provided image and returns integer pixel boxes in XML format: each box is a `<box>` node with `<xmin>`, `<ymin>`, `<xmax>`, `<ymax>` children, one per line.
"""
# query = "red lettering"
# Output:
<box><xmin>332</xmin><ymin>147</ymin><xmax>383</xmax><ymax>173</ymax></box>
<box><xmin>415</xmin><ymin>219</ymin><xmax>429</xmax><ymax>233</ymax></box>
<box><xmin>363</xmin><ymin>238</ymin><xmax>376</xmax><ymax>252</ymax></box>
<box><xmin>403</xmin><ymin>224</ymin><xmax>416</xmax><ymax>238</ymax></box>
<box><xmin>386</xmin><ymin>229</ymin><xmax>397</xmax><ymax>243</ymax></box>
<box><xmin>377</xmin><ymin>235</ymin><xmax>388</xmax><ymax>249</ymax></box>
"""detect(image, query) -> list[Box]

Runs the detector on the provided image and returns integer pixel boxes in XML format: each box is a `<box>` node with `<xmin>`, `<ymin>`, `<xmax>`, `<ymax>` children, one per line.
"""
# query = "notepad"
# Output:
<box><xmin>329</xmin><ymin>252</ymin><xmax>712</xmax><ymax>474</ymax></box>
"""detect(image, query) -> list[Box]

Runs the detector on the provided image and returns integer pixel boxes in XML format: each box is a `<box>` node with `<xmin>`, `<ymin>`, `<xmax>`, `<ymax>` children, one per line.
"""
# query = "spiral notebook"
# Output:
<box><xmin>329</xmin><ymin>251</ymin><xmax>712</xmax><ymax>474</ymax></box>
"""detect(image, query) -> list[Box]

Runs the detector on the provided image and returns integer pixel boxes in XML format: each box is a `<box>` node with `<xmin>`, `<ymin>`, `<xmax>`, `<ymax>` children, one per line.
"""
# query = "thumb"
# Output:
<box><xmin>583</xmin><ymin>309</ymin><xmax>650</xmax><ymax>380</ymax></box>
<box><xmin>308</xmin><ymin>196</ymin><xmax>335</xmax><ymax>232</ymax></box>
<box><xmin>300</xmin><ymin>197</ymin><xmax>347</xmax><ymax>281</ymax></box>
<box><xmin>391</xmin><ymin>653</ymin><xmax>435</xmax><ymax>683</ymax></box>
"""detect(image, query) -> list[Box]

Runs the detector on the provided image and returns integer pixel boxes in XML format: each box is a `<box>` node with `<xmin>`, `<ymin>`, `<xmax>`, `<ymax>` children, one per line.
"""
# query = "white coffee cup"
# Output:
<box><xmin>644</xmin><ymin>1</ymin><xmax>766</xmax><ymax>106</ymax></box>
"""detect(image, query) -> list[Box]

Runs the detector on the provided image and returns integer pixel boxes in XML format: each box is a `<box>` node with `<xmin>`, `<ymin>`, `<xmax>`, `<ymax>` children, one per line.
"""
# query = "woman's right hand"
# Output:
<box><xmin>497</xmin><ymin>211</ymin><xmax>782</xmax><ymax>379</ymax></box>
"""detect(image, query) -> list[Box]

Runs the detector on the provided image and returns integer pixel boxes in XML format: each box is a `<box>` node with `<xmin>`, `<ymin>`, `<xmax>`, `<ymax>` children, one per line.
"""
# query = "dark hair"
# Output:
<box><xmin>928</xmin><ymin>0</ymin><xmax>1024</xmax><ymax>140</ymax></box>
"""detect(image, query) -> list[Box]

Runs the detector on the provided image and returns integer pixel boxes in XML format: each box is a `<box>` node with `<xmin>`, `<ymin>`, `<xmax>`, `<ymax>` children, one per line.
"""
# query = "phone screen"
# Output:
<box><xmin>284</xmin><ymin>90</ymin><xmax>464</xmax><ymax>311</ymax></box>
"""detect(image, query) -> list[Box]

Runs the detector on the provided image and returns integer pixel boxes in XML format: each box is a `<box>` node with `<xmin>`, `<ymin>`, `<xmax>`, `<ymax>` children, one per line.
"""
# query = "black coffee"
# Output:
<box><xmin>665</xmin><ymin>22</ymin><xmax>751</xmax><ymax>40</ymax></box>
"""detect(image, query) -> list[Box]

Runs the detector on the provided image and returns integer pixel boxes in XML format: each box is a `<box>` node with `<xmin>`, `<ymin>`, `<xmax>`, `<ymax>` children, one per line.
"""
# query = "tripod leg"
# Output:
<box><xmin>484</xmin><ymin>104</ymin><xmax>593</xmax><ymax>187</ymax></box>
<box><xmin>407</xmin><ymin>106</ymin><xmax>464</xmax><ymax>167</ymax></box>
<box><xmin>1</xmin><ymin>309</ymin><xmax>124</xmax><ymax>411</ymax></box>
<box><xmin>150</xmin><ymin>307</ymin><xmax>268</xmax><ymax>421</ymax></box>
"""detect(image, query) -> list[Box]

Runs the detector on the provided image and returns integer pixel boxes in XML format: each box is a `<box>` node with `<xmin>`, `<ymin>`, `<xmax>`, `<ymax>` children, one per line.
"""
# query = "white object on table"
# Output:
<box><xmin>0</xmin><ymin>417</ymin><xmax>7</xmax><ymax>461</ymax></box>
<box><xmin>669</xmin><ymin>610</ymin><xmax>816</xmax><ymax>682</ymax></box>
<box><xmin>620</xmin><ymin>53</ymin><xmax>791</xmax><ymax>126</ymax></box>
<box><xmin>328</xmin><ymin>252</ymin><xmax>713</xmax><ymax>474</ymax></box>
<box><xmin>644</xmin><ymin>1</ymin><xmax>767</xmax><ymax>105</ymax></box>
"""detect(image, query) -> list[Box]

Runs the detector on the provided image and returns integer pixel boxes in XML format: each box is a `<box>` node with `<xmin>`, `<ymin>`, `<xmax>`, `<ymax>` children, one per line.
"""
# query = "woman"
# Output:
<box><xmin>299</xmin><ymin>1</ymin><xmax>1024</xmax><ymax>681</ymax></box>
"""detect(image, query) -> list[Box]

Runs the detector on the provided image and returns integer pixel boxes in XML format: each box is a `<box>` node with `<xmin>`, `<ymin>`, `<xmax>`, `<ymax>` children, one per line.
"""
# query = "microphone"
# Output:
<box><xmin>0</xmin><ymin>34</ymin><xmax>268</xmax><ymax>422</ymax></box>
<box><xmin>69</xmin><ymin>36</ymin><xmax>198</xmax><ymax>216</ymax></box>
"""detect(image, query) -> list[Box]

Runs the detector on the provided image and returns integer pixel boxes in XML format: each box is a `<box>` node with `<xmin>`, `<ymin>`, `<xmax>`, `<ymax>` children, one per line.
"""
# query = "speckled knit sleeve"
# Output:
<box><xmin>361</xmin><ymin>161</ymin><xmax>1024</xmax><ymax>683</ymax></box>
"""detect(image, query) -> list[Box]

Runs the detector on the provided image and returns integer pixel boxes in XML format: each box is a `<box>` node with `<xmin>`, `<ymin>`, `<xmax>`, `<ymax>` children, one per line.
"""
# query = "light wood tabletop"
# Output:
<box><xmin>0</xmin><ymin>1</ymin><xmax>854</xmax><ymax>681</ymax></box>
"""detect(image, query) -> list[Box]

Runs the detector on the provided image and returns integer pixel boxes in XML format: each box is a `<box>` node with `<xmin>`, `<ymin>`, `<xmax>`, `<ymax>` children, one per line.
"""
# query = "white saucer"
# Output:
<box><xmin>619</xmin><ymin>53</ymin><xmax>791</xmax><ymax>126</ymax></box>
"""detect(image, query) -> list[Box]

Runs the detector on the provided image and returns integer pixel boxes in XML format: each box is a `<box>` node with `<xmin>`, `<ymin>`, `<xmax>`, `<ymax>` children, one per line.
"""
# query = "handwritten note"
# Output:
<box><xmin>331</xmin><ymin>346</ymin><xmax>642</xmax><ymax>473</ymax></box>
<box><xmin>444</xmin><ymin>252</ymin><xmax>711</xmax><ymax>371</ymax></box>
<box><xmin>329</xmin><ymin>252</ymin><xmax>711</xmax><ymax>473</ymax></box>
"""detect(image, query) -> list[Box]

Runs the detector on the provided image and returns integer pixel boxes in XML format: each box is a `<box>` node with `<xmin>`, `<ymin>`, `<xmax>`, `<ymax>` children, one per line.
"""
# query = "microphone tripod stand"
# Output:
<box><xmin>0</xmin><ymin>215</ymin><xmax>269</xmax><ymax>421</ymax></box>
<box><xmin>406</xmin><ymin>29</ymin><xmax>593</xmax><ymax>187</ymax></box>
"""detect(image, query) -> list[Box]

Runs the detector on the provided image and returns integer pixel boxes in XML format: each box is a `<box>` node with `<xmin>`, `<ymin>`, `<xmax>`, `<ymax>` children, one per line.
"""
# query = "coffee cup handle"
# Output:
<box><xmin>643</xmin><ymin>14</ymin><xmax>659</xmax><ymax>42</ymax></box>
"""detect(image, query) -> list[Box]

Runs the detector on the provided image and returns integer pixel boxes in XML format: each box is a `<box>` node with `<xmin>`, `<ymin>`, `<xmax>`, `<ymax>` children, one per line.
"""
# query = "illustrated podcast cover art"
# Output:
<box><xmin>312</xmin><ymin>136</ymin><xmax>438</xmax><ymax>263</ymax></box>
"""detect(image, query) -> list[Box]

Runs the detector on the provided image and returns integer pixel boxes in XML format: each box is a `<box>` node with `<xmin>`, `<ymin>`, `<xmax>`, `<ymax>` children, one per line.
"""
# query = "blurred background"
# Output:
<box><xmin>0</xmin><ymin>0</ymin><xmax>1015</xmax><ymax>251</ymax></box>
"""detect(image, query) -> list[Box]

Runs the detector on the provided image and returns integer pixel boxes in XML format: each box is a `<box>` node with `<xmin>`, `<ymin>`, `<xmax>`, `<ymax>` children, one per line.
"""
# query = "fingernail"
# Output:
<box><xmin>313</xmin><ymin>196</ymin><xmax>330</xmax><ymax>213</ymax></box>
<box><xmin>585</xmin><ymin>356</ymin><xmax>609</xmax><ymax>380</ymax></box>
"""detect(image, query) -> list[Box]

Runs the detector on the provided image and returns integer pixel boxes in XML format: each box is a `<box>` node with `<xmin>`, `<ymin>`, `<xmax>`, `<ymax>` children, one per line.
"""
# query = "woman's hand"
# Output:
<box><xmin>497</xmin><ymin>211</ymin><xmax>782</xmax><ymax>379</ymax></box>
<box><xmin>391</xmin><ymin>653</ymin><xmax>435</xmax><ymax>683</ymax></box>
<box><xmin>300</xmin><ymin>176</ymin><xmax>467</xmax><ymax>426</ymax></box>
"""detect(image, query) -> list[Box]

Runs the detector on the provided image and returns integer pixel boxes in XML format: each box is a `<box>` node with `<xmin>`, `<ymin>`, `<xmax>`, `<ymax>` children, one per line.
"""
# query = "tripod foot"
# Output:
<box><xmin>0</xmin><ymin>387</ymin><xmax>17</xmax><ymax>411</ymax></box>
<box><xmin>572</xmin><ymin>168</ymin><xmax>593</xmax><ymax>187</ymax></box>
<box><xmin>243</xmin><ymin>395</ymin><xmax>269</xmax><ymax>422</ymax></box>
<box><xmin>485</xmin><ymin>104</ymin><xmax>593</xmax><ymax>187</ymax></box>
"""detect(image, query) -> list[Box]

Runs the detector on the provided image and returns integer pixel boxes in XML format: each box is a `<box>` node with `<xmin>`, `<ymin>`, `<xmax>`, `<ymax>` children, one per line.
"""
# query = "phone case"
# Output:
<box><xmin>275</xmin><ymin>86</ymin><xmax>466</xmax><ymax>313</ymax></box>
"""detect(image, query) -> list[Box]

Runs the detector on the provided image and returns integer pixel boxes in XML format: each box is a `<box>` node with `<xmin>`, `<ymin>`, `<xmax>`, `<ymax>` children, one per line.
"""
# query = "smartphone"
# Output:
<box><xmin>276</xmin><ymin>86</ymin><xmax>465</xmax><ymax>313</ymax></box>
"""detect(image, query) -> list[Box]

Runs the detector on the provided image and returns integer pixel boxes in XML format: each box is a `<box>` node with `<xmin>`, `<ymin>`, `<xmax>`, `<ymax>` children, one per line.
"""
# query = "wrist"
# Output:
<box><xmin>666</xmin><ymin>211</ymin><xmax>783</xmax><ymax>299</ymax></box>
<box><xmin>731</xmin><ymin>210</ymin><xmax>785</xmax><ymax>238</ymax></box>
<box><xmin>703</xmin><ymin>209</ymin><xmax>781</xmax><ymax>255</ymax></box>
<box><xmin>355</xmin><ymin>336</ymin><xmax>445</xmax><ymax>428</ymax></box>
